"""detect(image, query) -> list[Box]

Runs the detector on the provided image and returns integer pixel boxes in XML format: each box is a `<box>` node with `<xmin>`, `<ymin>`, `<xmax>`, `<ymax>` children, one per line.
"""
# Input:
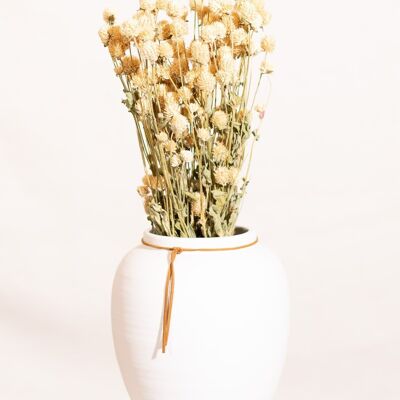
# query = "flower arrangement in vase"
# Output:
<box><xmin>100</xmin><ymin>3</ymin><xmax>287</xmax><ymax>400</ymax></box>
<box><xmin>99</xmin><ymin>0</ymin><xmax>275</xmax><ymax>238</ymax></box>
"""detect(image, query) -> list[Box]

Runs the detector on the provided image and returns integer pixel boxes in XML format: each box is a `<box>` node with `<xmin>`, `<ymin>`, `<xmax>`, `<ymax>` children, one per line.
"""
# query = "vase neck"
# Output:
<box><xmin>142</xmin><ymin>227</ymin><xmax>257</xmax><ymax>250</ymax></box>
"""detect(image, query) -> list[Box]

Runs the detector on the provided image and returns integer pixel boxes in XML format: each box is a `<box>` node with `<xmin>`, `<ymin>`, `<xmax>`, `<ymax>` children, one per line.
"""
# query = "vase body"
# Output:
<box><xmin>111</xmin><ymin>228</ymin><xmax>289</xmax><ymax>400</ymax></box>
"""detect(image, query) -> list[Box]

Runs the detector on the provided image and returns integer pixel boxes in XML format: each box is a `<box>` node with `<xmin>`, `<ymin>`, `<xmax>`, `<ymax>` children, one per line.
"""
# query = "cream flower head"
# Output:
<box><xmin>164</xmin><ymin>140</ymin><xmax>178</xmax><ymax>153</ymax></box>
<box><xmin>163</xmin><ymin>97</ymin><xmax>180</xmax><ymax>120</ymax></box>
<box><xmin>156</xmin><ymin>131</ymin><xmax>169</xmax><ymax>142</ymax></box>
<box><xmin>170</xmin><ymin>153</ymin><xmax>182</xmax><ymax>167</ymax></box>
<box><xmin>139</xmin><ymin>0</ymin><xmax>157</xmax><ymax>11</ymax></box>
<box><xmin>167</xmin><ymin>2</ymin><xmax>188</xmax><ymax>18</ymax></box>
<box><xmin>197</xmin><ymin>128</ymin><xmax>211</xmax><ymax>141</ymax></box>
<box><xmin>261</xmin><ymin>36</ymin><xmax>275</xmax><ymax>53</ymax></box>
<box><xmin>140</xmin><ymin>41</ymin><xmax>159</xmax><ymax>63</ymax></box>
<box><xmin>201</xmin><ymin>24</ymin><xmax>218</xmax><ymax>43</ymax></box>
<box><xmin>103</xmin><ymin>9</ymin><xmax>116</xmax><ymax>24</ymax></box>
<box><xmin>196</xmin><ymin>67</ymin><xmax>216</xmax><ymax>92</ymax></box>
<box><xmin>98</xmin><ymin>26</ymin><xmax>110</xmax><ymax>45</ymax></box>
<box><xmin>138</xmin><ymin>26</ymin><xmax>156</xmax><ymax>42</ymax></box>
<box><xmin>184</xmin><ymin>70</ymin><xmax>198</xmax><ymax>87</ymax></box>
<box><xmin>132</xmin><ymin>12</ymin><xmax>156</xmax><ymax>41</ymax></box>
<box><xmin>231</xmin><ymin>28</ymin><xmax>247</xmax><ymax>45</ymax></box>
<box><xmin>178</xmin><ymin>86</ymin><xmax>192</xmax><ymax>102</ymax></box>
<box><xmin>221</xmin><ymin>14</ymin><xmax>238</xmax><ymax>33</ymax></box>
<box><xmin>156</xmin><ymin>64</ymin><xmax>171</xmax><ymax>80</ymax></box>
<box><xmin>211</xmin><ymin>110</ymin><xmax>228</xmax><ymax>130</ymax></box>
<box><xmin>216</xmin><ymin>70</ymin><xmax>234</xmax><ymax>85</ymax></box>
<box><xmin>213</xmin><ymin>142</ymin><xmax>229</xmax><ymax>162</ymax></box>
<box><xmin>120</xmin><ymin>20</ymin><xmax>138</xmax><ymax>40</ymax></box>
<box><xmin>181</xmin><ymin>149</ymin><xmax>194</xmax><ymax>163</ymax></box>
<box><xmin>214</xmin><ymin>166</ymin><xmax>231</xmax><ymax>186</ymax></box>
<box><xmin>212</xmin><ymin>22</ymin><xmax>227</xmax><ymax>40</ymax></box>
<box><xmin>209</xmin><ymin>0</ymin><xmax>235</xmax><ymax>15</ymax></box>
<box><xmin>170</xmin><ymin>18</ymin><xmax>189</xmax><ymax>38</ymax></box>
<box><xmin>171</xmin><ymin>114</ymin><xmax>189</xmax><ymax>136</ymax></box>
<box><xmin>109</xmin><ymin>42</ymin><xmax>126</xmax><ymax>59</ymax></box>
<box><xmin>236</xmin><ymin>1</ymin><xmax>262</xmax><ymax>30</ymax></box>
<box><xmin>156</xmin><ymin>0</ymin><xmax>169</xmax><ymax>10</ymax></box>
<box><xmin>190</xmin><ymin>40</ymin><xmax>210</xmax><ymax>65</ymax></box>
<box><xmin>159</xmin><ymin>41</ymin><xmax>174</xmax><ymax>58</ymax></box>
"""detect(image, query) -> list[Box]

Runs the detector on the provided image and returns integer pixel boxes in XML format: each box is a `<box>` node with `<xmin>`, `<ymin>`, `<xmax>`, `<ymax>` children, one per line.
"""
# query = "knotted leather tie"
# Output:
<box><xmin>141</xmin><ymin>238</ymin><xmax>258</xmax><ymax>353</ymax></box>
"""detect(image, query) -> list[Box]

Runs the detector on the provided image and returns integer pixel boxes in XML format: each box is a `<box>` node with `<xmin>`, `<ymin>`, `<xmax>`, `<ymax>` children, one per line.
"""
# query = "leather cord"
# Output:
<box><xmin>141</xmin><ymin>238</ymin><xmax>259</xmax><ymax>353</ymax></box>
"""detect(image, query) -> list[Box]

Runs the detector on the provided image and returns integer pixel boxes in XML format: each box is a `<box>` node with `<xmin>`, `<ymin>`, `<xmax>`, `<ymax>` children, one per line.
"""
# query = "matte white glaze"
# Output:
<box><xmin>112</xmin><ymin>228</ymin><xmax>289</xmax><ymax>400</ymax></box>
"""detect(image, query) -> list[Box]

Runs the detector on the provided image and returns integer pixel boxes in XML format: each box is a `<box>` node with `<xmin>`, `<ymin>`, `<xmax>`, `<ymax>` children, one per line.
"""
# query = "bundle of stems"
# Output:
<box><xmin>99</xmin><ymin>0</ymin><xmax>274</xmax><ymax>237</ymax></box>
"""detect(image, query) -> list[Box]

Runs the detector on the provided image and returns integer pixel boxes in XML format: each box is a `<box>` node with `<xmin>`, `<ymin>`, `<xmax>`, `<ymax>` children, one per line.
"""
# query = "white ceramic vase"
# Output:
<box><xmin>111</xmin><ymin>228</ymin><xmax>289</xmax><ymax>400</ymax></box>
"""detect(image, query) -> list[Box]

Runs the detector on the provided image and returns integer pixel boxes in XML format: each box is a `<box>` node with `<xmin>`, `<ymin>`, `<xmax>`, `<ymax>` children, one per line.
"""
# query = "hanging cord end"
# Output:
<box><xmin>162</xmin><ymin>247</ymin><xmax>183</xmax><ymax>353</ymax></box>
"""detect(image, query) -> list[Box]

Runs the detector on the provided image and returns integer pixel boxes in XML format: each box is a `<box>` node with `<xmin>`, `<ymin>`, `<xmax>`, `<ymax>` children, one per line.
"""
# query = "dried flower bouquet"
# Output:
<box><xmin>99</xmin><ymin>0</ymin><xmax>274</xmax><ymax>237</ymax></box>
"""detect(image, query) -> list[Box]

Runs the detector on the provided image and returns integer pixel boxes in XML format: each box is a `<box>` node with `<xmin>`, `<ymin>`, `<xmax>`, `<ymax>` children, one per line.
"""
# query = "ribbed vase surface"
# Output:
<box><xmin>111</xmin><ymin>228</ymin><xmax>289</xmax><ymax>400</ymax></box>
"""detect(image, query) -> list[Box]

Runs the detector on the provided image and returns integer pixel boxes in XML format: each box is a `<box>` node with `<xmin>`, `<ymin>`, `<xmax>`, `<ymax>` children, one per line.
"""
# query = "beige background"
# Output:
<box><xmin>1</xmin><ymin>0</ymin><xmax>400</xmax><ymax>398</ymax></box>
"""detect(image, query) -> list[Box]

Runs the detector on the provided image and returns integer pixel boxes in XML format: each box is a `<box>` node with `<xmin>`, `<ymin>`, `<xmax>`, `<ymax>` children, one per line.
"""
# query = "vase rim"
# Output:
<box><xmin>142</xmin><ymin>226</ymin><xmax>258</xmax><ymax>250</ymax></box>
